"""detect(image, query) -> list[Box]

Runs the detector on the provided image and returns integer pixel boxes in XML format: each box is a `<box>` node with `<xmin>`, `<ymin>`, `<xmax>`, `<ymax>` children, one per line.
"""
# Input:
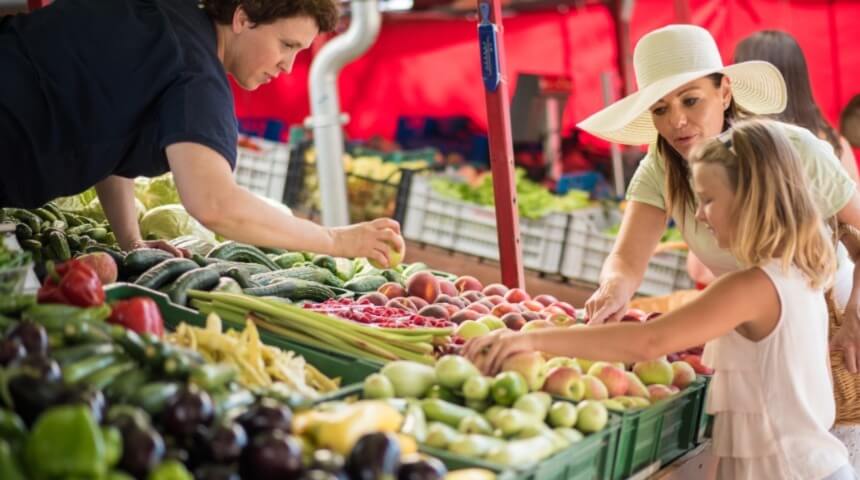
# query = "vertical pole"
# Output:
<box><xmin>477</xmin><ymin>0</ymin><xmax>524</xmax><ymax>288</ymax></box>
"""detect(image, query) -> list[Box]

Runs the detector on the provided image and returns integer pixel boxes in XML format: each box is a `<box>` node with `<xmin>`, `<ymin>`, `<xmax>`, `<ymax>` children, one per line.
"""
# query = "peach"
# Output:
<box><xmin>378</xmin><ymin>282</ymin><xmax>406</xmax><ymax>299</ymax></box>
<box><xmin>519</xmin><ymin>300</ymin><xmax>544</xmax><ymax>312</ymax></box>
<box><xmin>504</xmin><ymin>288</ymin><xmax>531</xmax><ymax>304</ymax></box>
<box><xmin>358</xmin><ymin>292</ymin><xmax>388</xmax><ymax>306</ymax></box>
<box><xmin>465</xmin><ymin>303</ymin><xmax>491</xmax><ymax>315</ymax></box>
<box><xmin>491</xmin><ymin>303</ymin><xmax>519</xmax><ymax>318</ymax></box>
<box><xmin>484</xmin><ymin>295</ymin><xmax>506</xmax><ymax>306</ymax></box>
<box><xmin>542</xmin><ymin>367</ymin><xmax>584</xmax><ymax>400</ymax></box>
<box><xmin>541</xmin><ymin>305</ymin><xmax>568</xmax><ymax>317</ymax></box>
<box><xmin>450</xmin><ymin>309</ymin><xmax>482</xmax><ymax>325</ymax></box>
<box><xmin>625</xmin><ymin>372</ymin><xmax>650</xmax><ymax>399</ymax></box>
<box><xmin>520</xmin><ymin>319</ymin><xmax>554</xmax><ymax>332</ymax></box>
<box><xmin>502</xmin><ymin>351</ymin><xmax>547</xmax><ymax>391</ymax></box>
<box><xmin>461</xmin><ymin>291</ymin><xmax>484</xmax><ymax>304</ymax></box>
<box><xmin>587</xmin><ymin>362</ymin><xmax>630</xmax><ymax>398</ymax></box>
<box><xmin>500</xmin><ymin>312</ymin><xmax>526</xmax><ymax>331</ymax></box>
<box><xmin>671</xmin><ymin>361</ymin><xmax>697</xmax><ymax>390</ymax></box>
<box><xmin>439</xmin><ymin>279</ymin><xmax>458</xmax><ymax>297</ymax></box>
<box><xmin>647</xmin><ymin>384</ymin><xmax>676</xmax><ymax>402</ymax></box>
<box><xmin>533</xmin><ymin>294</ymin><xmax>559</xmax><ymax>307</ymax></box>
<box><xmin>406</xmin><ymin>271</ymin><xmax>440</xmax><ymax>304</ymax></box>
<box><xmin>441</xmin><ymin>303</ymin><xmax>461</xmax><ymax>317</ymax></box>
<box><xmin>455</xmin><ymin>275</ymin><xmax>484</xmax><ymax>293</ymax></box>
<box><xmin>386</xmin><ymin>297</ymin><xmax>416</xmax><ymax>312</ymax></box>
<box><xmin>482</xmin><ymin>283</ymin><xmax>510</xmax><ymax>297</ymax></box>
<box><xmin>521</xmin><ymin>311</ymin><xmax>542</xmax><ymax>322</ymax></box>
<box><xmin>633</xmin><ymin>357</ymin><xmax>674</xmax><ymax>386</ymax></box>
<box><xmin>418</xmin><ymin>304</ymin><xmax>450</xmax><ymax>320</ymax></box>
<box><xmin>580</xmin><ymin>374</ymin><xmax>610</xmax><ymax>401</ymax></box>
<box><xmin>550</xmin><ymin>301</ymin><xmax>577</xmax><ymax>318</ymax></box>
<box><xmin>408</xmin><ymin>296</ymin><xmax>429</xmax><ymax>310</ymax></box>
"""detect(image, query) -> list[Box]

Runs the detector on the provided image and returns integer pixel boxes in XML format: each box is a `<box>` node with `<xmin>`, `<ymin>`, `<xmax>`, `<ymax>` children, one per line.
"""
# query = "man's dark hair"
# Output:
<box><xmin>201</xmin><ymin>0</ymin><xmax>340</xmax><ymax>33</ymax></box>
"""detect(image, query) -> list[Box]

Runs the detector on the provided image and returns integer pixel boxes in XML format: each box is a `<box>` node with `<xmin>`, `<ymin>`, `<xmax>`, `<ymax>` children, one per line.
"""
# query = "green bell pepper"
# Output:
<box><xmin>24</xmin><ymin>405</ymin><xmax>106</xmax><ymax>479</ymax></box>
<box><xmin>0</xmin><ymin>439</ymin><xmax>26</xmax><ymax>480</ymax></box>
<box><xmin>147</xmin><ymin>460</ymin><xmax>193</xmax><ymax>480</ymax></box>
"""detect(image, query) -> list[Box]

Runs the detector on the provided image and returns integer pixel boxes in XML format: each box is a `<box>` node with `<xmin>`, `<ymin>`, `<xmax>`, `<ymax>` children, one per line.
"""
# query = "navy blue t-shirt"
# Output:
<box><xmin>0</xmin><ymin>0</ymin><xmax>237</xmax><ymax>208</ymax></box>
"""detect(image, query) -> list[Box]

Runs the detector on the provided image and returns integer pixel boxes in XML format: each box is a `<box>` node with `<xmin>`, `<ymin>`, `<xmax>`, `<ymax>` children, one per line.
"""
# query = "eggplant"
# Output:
<box><xmin>119</xmin><ymin>424</ymin><xmax>165</xmax><ymax>479</ymax></box>
<box><xmin>10</xmin><ymin>353</ymin><xmax>61</xmax><ymax>383</ymax></box>
<box><xmin>209</xmin><ymin>422</ymin><xmax>248</xmax><ymax>464</ymax></box>
<box><xmin>161</xmin><ymin>385</ymin><xmax>214</xmax><ymax>438</ymax></box>
<box><xmin>194</xmin><ymin>464</ymin><xmax>241</xmax><ymax>480</ymax></box>
<box><xmin>7</xmin><ymin>321</ymin><xmax>48</xmax><ymax>355</ymax></box>
<box><xmin>397</xmin><ymin>456</ymin><xmax>447</xmax><ymax>480</ymax></box>
<box><xmin>7</xmin><ymin>374</ymin><xmax>66</xmax><ymax>426</ymax></box>
<box><xmin>59</xmin><ymin>386</ymin><xmax>107</xmax><ymax>424</ymax></box>
<box><xmin>345</xmin><ymin>432</ymin><xmax>401</xmax><ymax>480</ymax></box>
<box><xmin>0</xmin><ymin>337</ymin><xmax>26</xmax><ymax>366</ymax></box>
<box><xmin>236</xmin><ymin>398</ymin><xmax>292</xmax><ymax>438</ymax></box>
<box><xmin>239</xmin><ymin>430</ymin><xmax>304</xmax><ymax>480</ymax></box>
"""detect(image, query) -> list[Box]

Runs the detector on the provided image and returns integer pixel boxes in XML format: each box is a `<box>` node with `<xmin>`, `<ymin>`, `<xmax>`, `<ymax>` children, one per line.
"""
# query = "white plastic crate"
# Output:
<box><xmin>560</xmin><ymin>207</ymin><xmax>694</xmax><ymax>296</ymax></box>
<box><xmin>234</xmin><ymin>136</ymin><xmax>291</xmax><ymax>202</ymax></box>
<box><xmin>403</xmin><ymin>176</ymin><xmax>568</xmax><ymax>274</ymax></box>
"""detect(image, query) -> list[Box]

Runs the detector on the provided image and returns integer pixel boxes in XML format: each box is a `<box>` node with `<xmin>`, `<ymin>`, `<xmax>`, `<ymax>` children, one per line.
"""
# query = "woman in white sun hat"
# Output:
<box><xmin>579</xmin><ymin>22</ymin><xmax>860</xmax><ymax>466</ymax></box>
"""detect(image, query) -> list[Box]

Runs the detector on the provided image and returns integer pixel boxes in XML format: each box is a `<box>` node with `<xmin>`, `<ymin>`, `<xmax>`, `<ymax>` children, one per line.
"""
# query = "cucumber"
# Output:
<box><xmin>46</xmin><ymin>230</ymin><xmax>71</xmax><ymax>261</ymax></box>
<box><xmin>258</xmin><ymin>246</ymin><xmax>287</xmax><ymax>255</ymax></box>
<box><xmin>312</xmin><ymin>255</ymin><xmax>338</xmax><ymax>276</ymax></box>
<box><xmin>344</xmin><ymin>275</ymin><xmax>387</xmax><ymax>293</ymax></box>
<box><xmin>381</xmin><ymin>270</ymin><xmax>403</xmax><ymax>285</ymax></box>
<box><xmin>402</xmin><ymin>262</ymin><xmax>429</xmax><ymax>278</ymax></box>
<box><xmin>214</xmin><ymin>276</ymin><xmax>243</xmax><ymax>294</ymax></box>
<box><xmin>243</xmin><ymin>279</ymin><xmax>336</xmax><ymax>302</ymax></box>
<box><xmin>421</xmin><ymin>399</ymin><xmax>478</xmax><ymax>428</ymax></box>
<box><xmin>14</xmin><ymin>223</ymin><xmax>33</xmax><ymax>241</ymax></box>
<box><xmin>132</xmin><ymin>382</ymin><xmax>182</xmax><ymax>416</ymax></box>
<box><xmin>334</xmin><ymin>257</ymin><xmax>355</xmax><ymax>281</ymax></box>
<box><xmin>104</xmin><ymin>369</ymin><xmax>149</xmax><ymax>402</ymax></box>
<box><xmin>52</xmin><ymin>343</ymin><xmax>118</xmax><ymax>364</ymax></box>
<box><xmin>204</xmin><ymin>260</ymin><xmax>270</xmax><ymax>277</ymax></box>
<box><xmin>84</xmin><ymin>360</ymin><xmax>137</xmax><ymax>391</ymax></box>
<box><xmin>206</xmin><ymin>241</ymin><xmax>279</xmax><ymax>270</ymax></box>
<box><xmin>124</xmin><ymin>249</ymin><xmax>175</xmax><ymax>274</ymax></box>
<box><xmin>9</xmin><ymin>209</ymin><xmax>41</xmax><ymax>232</ymax></box>
<box><xmin>272</xmin><ymin>252</ymin><xmax>306</xmax><ymax>269</ymax></box>
<box><xmin>63</xmin><ymin>353</ymin><xmax>125</xmax><ymax>385</ymax></box>
<box><xmin>32</xmin><ymin>207</ymin><xmax>58</xmax><ymax>223</ymax></box>
<box><xmin>167</xmin><ymin>267</ymin><xmax>221</xmax><ymax>306</ymax></box>
<box><xmin>134</xmin><ymin>258</ymin><xmax>199</xmax><ymax>290</ymax></box>
<box><xmin>251</xmin><ymin>266</ymin><xmax>343</xmax><ymax>288</ymax></box>
<box><xmin>108</xmin><ymin>326</ymin><xmax>148</xmax><ymax>363</ymax></box>
<box><xmin>190</xmin><ymin>364</ymin><xmax>237</xmax><ymax>391</ymax></box>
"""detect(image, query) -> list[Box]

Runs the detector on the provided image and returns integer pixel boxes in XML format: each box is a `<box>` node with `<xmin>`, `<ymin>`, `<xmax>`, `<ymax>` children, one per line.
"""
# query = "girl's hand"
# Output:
<box><xmin>130</xmin><ymin>239</ymin><xmax>190</xmax><ymax>258</ymax></box>
<box><xmin>584</xmin><ymin>279</ymin><xmax>632</xmax><ymax>325</ymax></box>
<box><xmin>831</xmin><ymin>307</ymin><xmax>860</xmax><ymax>373</ymax></box>
<box><xmin>463</xmin><ymin>329</ymin><xmax>535</xmax><ymax>376</ymax></box>
<box><xmin>330</xmin><ymin>218</ymin><xmax>405</xmax><ymax>268</ymax></box>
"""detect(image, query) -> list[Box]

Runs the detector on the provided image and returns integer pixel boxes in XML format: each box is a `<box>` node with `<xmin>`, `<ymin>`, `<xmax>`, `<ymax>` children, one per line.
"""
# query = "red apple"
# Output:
<box><xmin>451</xmin><ymin>309</ymin><xmax>482</xmax><ymax>325</ymax></box>
<box><xmin>504</xmin><ymin>288</ymin><xmax>531</xmax><ymax>304</ymax></box>
<box><xmin>358</xmin><ymin>292</ymin><xmax>388</xmax><ymax>306</ymax></box>
<box><xmin>418</xmin><ymin>304</ymin><xmax>450</xmax><ymax>320</ymax></box>
<box><xmin>542</xmin><ymin>367</ymin><xmax>585</xmax><ymax>401</ymax></box>
<box><xmin>406</xmin><ymin>271</ymin><xmax>440</xmax><ymax>304</ymax></box>
<box><xmin>439</xmin><ymin>279</ymin><xmax>458</xmax><ymax>297</ymax></box>
<box><xmin>491</xmin><ymin>303</ymin><xmax>518</xmax><ymax>318</ymax></box>
<box><xmin>519</xmin><ymin>300</ymin><xmax>544</xmax><ymax>312</ymax></box>
<box><xmin>465</xmin><ymin>303</ymin><xmax>490</xmax><ymax>315</ymax></box>
<box><xmin>408</xmin><ymin>296</ymin><xmax>429</xmax><ymax>310</ymax></box>
<box><xmin>482</xmin><ymin>283</ymin><xmax>509</xmax><ymax>297</ymax></box>
<box><xmin>533</xmin><ymin>294</ymin><xmax>559</xmax><ymax>307</ymax></box>
<box><xmin>455</xmin><ymin>275</ymin><xmax>483</xmax><ymax>293</ymax></box>
<box><xmin>550</xmin><ymin>301</ymin><xmax>576</xmax><ymax>317</ymax></box>
<box><xmin>386</xmin><ymin>297</ymin><xmax>416</xmax><ymax>312</ymax></box>
<box><xmin>501</xmin><ymin>312</ymin><xmax>526</xmax><ymax>331</ymax></box>
<box><xmin>378</xmin><ymin>282</ymin><xmax>406</xmax><ymax>299</ymax></box>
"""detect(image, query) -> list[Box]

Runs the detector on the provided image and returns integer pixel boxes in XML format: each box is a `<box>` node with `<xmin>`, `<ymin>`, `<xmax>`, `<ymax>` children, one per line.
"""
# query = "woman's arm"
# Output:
<box><xmin>166</xmin><ymin>142</ymin><xmax>404</xmax><ymax>265</ymax></box>
<box><xmin>585</xmin><ymin>201</ymin><xmax>669</xmax><ymax>324</ymax></box>
<box><xmin>466</xmin><ymin>268</ymin><xmax>778</xmax><ymax>374</ymax></box>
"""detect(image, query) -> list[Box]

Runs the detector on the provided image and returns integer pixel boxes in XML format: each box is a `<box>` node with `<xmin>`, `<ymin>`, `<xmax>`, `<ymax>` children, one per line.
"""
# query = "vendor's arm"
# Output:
<box><xmin>95</xmin><ymin>176</ymin><xmax>187</xmax><ymax>256</ymax></box>
<box><xmin>166</xmin><ymin>143</ymin><xmax>403</xmax><ymax>266</ymax></box>
<box><xmin>834</xmin><ymin>192</ymin><xmax>860</xmax><ymax>372</ymax></box>
<box><xmin>585</xmin><ymin>201</ymin><xmax>668</xmax><ymax>324</ymax></box>
<box><xmin>466</xmin><ymin>268</ymin><xmax>776</xmax><ymax>374</ymax></box>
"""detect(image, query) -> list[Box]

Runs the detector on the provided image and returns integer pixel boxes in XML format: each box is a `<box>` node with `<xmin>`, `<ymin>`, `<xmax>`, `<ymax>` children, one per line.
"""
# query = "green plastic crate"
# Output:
<box><xmin>610</xmin><ymin>377</ymin><xmax>707</xmax><ymax>479</ymax></box>
<box><xmin>104</xmin><ymin>283</ymin><xmax>381</xmax><ymax>387</ymax></box>
<box><xmin>695</xmin><ymin>375</ymin><xmax>713</xmax><ymax>444</ymax></box>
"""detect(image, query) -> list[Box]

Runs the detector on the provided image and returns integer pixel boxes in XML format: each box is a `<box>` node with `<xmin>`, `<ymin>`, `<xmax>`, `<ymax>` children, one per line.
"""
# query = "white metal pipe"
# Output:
<box><xmin>307</xmin><ymin>0</ymin><xmax>381</xmax><ymax>226</ymax></box>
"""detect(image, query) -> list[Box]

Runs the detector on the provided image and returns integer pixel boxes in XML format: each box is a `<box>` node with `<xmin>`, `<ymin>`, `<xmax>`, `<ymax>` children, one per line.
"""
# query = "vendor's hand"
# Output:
<box><xmin>129</xmin><ymin>239</ymin><xmax>190</xmax><ymax>258</ymax></box>
<box><xmin>463</xmin><ymin>329</ymin><xmax>534</xmax><ymax>376</ymax></box>
<box><xmin>330</xmin><ymin>218</ymin><xmax>405</xmax><ymax>268</ymax></box>
<box><xmin>584</xmin><ymin>280</ymin><xmax>631</xmax><ymax>325</ymax></box>
<box><xmin>831</xmin><ymin>306</ymin><xmax>860</xmax><ymax>373</ymax></box>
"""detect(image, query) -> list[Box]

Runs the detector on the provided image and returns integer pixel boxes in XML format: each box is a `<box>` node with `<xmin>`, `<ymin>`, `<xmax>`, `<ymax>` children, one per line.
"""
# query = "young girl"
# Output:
<box><xmin>464</xmin><ymin>119</ymin><xmax>854</xmax><ymax>480</ymax></box>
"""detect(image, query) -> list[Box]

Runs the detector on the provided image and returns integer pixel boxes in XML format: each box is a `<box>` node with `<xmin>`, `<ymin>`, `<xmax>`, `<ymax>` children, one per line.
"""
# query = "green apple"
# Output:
<box><xmin>363</xmin><ymin>373</ymin><xmax>395</xmax><ymax>399</ymax></box>
<box><xmin>478</xmin><ymin>315</ymin><xmax>506</xmax><ymax>331</ymax></box>
<box><xmin>369</xmin><ymin>245</ymin><xmax>403</xmax><ymax>269</ymax></box>
<box><xmin>548</xmin><ymin>401</ymin><xmax>578</xmax><ymax>428</ymax></box>
<box><xmin>456</xmin><ymin>320</ymin><xmax>490</xmax><ymax>339</ymax></box>
<box><xmin>435</xmin><ymin>354</ymin><xmax>480</xmax><ymax>390</ymax></box>
<box><xmin>576</xmin><ymin>400</ymin><xmax>609</xmax><ymax>433</ymax></box>
<box><xmin>462</xmin><ymin>375</ymin><xmax>492</xmax><ymax>401</ymax></box>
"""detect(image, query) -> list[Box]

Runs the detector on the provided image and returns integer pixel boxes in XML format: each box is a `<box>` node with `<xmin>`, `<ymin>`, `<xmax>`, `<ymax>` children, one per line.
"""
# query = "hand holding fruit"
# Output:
<box><xmin>330</xmin><ymin>218</ymin><xmax>405</xmax><ymax>269</ymax></box>
<box><xmin>584</xmin><ymin>279</ymin><xmax>631</xmax><ymax>325</ymax></box>
<box><xmin>462</xmin><ymin>329</ymin><xmax>535</xmax><ymax>376</ymax></box>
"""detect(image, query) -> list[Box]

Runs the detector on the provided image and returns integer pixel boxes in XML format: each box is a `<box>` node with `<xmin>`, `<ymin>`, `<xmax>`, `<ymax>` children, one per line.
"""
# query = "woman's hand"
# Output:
<box><xmin>129</xmin><ymin>239</ymin><xmax>190</xmax><ymax>258</ymax></box>
<box><xmin>831</xmin><ymin>307</ymin><xmax>860</xmax><ymax>373</ymax></box>
<box><xmin>463</xmin><ymin>329</ymin><xmax>534</xmax><ymax>376</ymax></box>
<box><xmin>584</xmin><ymin>279</ymin><xmax>632</xmax><ymax>325</ymax></box>
<box><xmin>330</xmin><ymin>218</ymin><xmax>405</xmax><ymax>268</ymax></box>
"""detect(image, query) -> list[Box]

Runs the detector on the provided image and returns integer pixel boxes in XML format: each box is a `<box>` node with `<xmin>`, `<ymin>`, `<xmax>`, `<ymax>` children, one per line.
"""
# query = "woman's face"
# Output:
<box><xmin>692</xmin><ymin>162</ymin><xmax>735</xmax><ymax>248</ymax></box>
<box><xmin>650</xmin><ymin>76</ymin><xmax>733</xmax><ymax>159</ymax></box>
<box><xmin>225</xmin><ymin>10</ymin><xmax>318</xmax><ymax>90</ymax></box>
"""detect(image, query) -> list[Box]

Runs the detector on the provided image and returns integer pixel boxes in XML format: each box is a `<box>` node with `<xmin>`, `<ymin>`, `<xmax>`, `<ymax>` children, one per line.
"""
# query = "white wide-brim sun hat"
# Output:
<box><xmin>577</xmin><ymin>24</ymin><xmax>788</xmax><ymax>145</ymax></box>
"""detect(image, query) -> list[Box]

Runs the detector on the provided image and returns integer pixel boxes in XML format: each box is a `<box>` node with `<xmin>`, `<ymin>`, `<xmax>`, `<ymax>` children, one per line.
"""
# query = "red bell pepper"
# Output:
<box><xmin>37</xmin><ymin>260</ymin><xmax>105</xmax><ymax>307</ymax></box>
<box><xmin>108</xmin><ymin>297</ymin><xmax>164</xmax><ymax>337</ymax></box>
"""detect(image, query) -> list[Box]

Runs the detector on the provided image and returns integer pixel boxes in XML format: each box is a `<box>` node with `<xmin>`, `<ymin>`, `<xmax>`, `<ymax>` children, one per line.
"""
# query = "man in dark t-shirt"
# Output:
<box><xmin>0</xmin><ymin>0</ymin><xmax>405</xmax><ymax>267</ymax></box>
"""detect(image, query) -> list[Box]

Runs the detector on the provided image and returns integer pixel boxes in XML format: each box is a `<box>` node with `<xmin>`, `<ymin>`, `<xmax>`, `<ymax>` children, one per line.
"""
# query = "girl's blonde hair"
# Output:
<box><xmin>690</xmin><ymin>119</ymin><xmax>835</xmax><ymax>288</ymax></box>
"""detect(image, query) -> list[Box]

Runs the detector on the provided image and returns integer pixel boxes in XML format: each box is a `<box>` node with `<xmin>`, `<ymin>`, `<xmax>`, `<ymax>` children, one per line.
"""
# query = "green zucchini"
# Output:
<box><xmin>52</xmin><ymin>343</ymin><xmax>118</xmax><ymax>364</ymax></box>
<box><xmin>312</xmin><ymin>255</ymin><xmax>338</xmax><ymax>276</ymax></box>
<box><xmin>108</xmin><ymin>326</ymin><xmax>148</xmax><ymax>363</ymax></box>
<box><xmin>272</xmin><ymin>252</ymin><xmax>306</xmax><ymax>269</ymax></box>
<box><xmin>134</xmin><ymin>258</ymin><xmax>199</xmax><ymax>290</ymax></box>
<box><xmin>251</xmin><ymin>266</ymin><xmax>344</xmax><ymax>288</ymax></box>
<box><xmin>104</xmin><ymin>369</ymin><xmax>149</xmax><ymax>402</ymax></box>
<box><xmin>124</xmin><ymin>249</ymin><xmax>175</xmax><ymax>274</ymax></box>
<box><xmin>214</xmin><ymin>276</ymin><xmax>243</xmax><ymax>293</ymax></box>
<box><xmin>167</xmin><ymin>267</ymin><xmax>221</xmax><ymax>306</ymax></box>
<box><xmin>258</xmin><ymin>246</ymin><xmax>287</xmax><ymax>255</ymax></box>
<box><xmin>63</xmin><ymin>353</ymin><xmax>125</xmax><ymax>385</ymax></box>
<box><xmin>132</xmin><ymin>382</ymin><xmax>182</xmax><ymax>416</ymax></box>
<box><xmin>14</xmin><ymin>223</ymin><xmax>33</xmax><ymax>242</ymax></box>
<box><xmin>32</xmin><ymin>207</ymin><xmax>58</xmax><ymax>223</ymax></box>
<box><xmin>381</xmin><ymin>269</ymin><xmax>403</xmax><ymax>285</ymax></box>
<box><xmin>84</xmin><ymin>360</ymin><xmax>137</xmax><ymax>391</ymax></box>
<box><xmin>221</xmin><ymin>267</ymin><xmax>254</xmax><ymax>289</ymax></box>
<box><xmin>344</xmin><ymin>274</ymin><xmax>387</xmax><ymax>293</ymax></box>
<box><xmin>9</xmin><ymin>209</ymin><xmax>41</xmax><ymax>232</ymax></box>
<box><xmin>206</xmin><ymin>241</ymin><xmax>279</xmax><ymax>270</ymax></box>
<box><xmin>243</xmin><ymin>279</ymin><xmax>336</xmax><ymax>302</ymax></box>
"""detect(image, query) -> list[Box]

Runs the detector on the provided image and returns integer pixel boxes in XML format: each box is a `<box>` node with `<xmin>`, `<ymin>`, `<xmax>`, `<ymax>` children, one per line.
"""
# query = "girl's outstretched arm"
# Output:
<box><xmin>464</xmin><ymin>268</ymin><xmax>780</xmax><ymax>375</ymax></box>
